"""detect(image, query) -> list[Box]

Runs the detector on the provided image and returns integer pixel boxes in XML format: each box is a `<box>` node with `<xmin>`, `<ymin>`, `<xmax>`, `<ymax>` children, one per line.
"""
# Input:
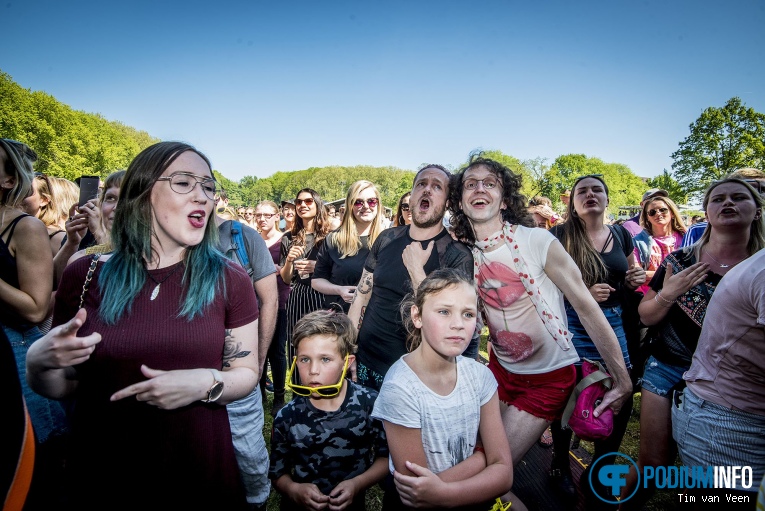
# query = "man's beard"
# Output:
<box><xmin>412</xmin><ymin>200</ymin><xmax>446</xmax><ymax>229</ymax></box>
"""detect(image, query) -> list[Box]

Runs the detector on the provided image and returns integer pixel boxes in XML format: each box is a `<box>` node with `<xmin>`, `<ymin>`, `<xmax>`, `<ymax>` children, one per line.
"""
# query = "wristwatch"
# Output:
<box><xmin>201</xmin><ymin>369</ymin><xmax>225</xmax><ymax>403</ymax></box>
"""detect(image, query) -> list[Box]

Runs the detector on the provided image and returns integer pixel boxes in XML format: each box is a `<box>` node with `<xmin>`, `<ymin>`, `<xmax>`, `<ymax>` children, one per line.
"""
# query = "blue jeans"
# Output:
<box><xmin>672</xmin><ymin>387</ymin><xmax>765</xmax><ymax>491</ymax></box>
<box><xmin>3</xmin><ymin>323</ymin><xmax>69</xmax><ymax>443</ymax></box>
<box><xmin>227</xmin><ymin>387</ymin><xmax>270</xmax><ymax>505</ymax></box>
<box><xmin>565</xmin><ymin>303</ymin><xmax>631</xmax><ymax>369</ymax></box>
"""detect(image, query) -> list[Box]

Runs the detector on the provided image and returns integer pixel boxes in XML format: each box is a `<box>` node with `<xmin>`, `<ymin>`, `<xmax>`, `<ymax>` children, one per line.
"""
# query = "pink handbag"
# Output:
<box><xmin>561</xmin><ymin>358</ymin><xmax>614</xmax><ymax>441</ymax></box>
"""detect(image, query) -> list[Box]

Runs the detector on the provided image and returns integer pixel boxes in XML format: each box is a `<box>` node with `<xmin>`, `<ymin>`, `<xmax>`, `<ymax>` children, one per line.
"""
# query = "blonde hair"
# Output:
<box><xmin>329</xmin><ymin>181</ymin><xmax>384</xmax><ymax>258</ymax></box>
<box><xmin>48</xmin><ymin>177</ymin><xmax>79</xmax><ymax>226</ymax></box>
<box><xmin>31</xmin><ymin>174</ymin><xmax>56</xmax><ymax>227</ymax></box>
<box><xmin>640</xmin><ymin>196</ymin><xmax>687</xmax><ymax>235</ymax></box>
<box><xmin>692</xmin><ymin>177</ymin><xmax>765</xmax><ymax>259</ymax></box>
<box><xmin>0</xmin><ymin>139</ymin><xmax>35</xmax><ymax>208</ymax></box>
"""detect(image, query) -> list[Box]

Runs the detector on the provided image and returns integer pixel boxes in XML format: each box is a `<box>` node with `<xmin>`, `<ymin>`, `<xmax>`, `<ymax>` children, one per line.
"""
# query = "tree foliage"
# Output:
<box><xmin>671</xmin><ymin>97</ymin><xmax>765</xmax><ymax>195</ymax></box>
<box><xmin>232</xmin><ymin>165</ymin><xmax>416</xmax><ymax>209</ymax></box>
<box><xmin>547</xmin><ymin>154</ymin><xmax>648</xmax><ymax>214</ymax></box>
<box><xmin>0</xmin><ymin>71</ymin><xmax>158</xmax><ymax>181</ymax></box>
<box><xmin>647</xmin><ymin>169</ymin><xmax>687</xmax><ymax>205</ymax></box>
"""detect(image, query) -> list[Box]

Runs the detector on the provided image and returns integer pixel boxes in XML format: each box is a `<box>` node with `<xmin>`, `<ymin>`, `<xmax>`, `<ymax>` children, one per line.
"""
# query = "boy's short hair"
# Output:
<box><xmin>292</xmin><ymin>310</ymin><xmax>357</xmax><ymax>357</ymax></box>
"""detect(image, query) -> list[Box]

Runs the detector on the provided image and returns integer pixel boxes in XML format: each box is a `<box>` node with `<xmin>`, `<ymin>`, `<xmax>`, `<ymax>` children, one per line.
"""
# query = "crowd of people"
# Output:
<box><xmin>2</xmin><ymin>137</ymin><xmax>764</xmax><ymax>511</ymax></box>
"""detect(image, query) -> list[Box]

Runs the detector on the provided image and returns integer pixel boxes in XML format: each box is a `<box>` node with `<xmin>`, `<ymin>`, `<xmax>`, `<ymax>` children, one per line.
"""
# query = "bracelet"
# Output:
<box><xmin>654</xmin><ymin>292</ymin><xmax>675</xmax><ymax>307</ymax></box>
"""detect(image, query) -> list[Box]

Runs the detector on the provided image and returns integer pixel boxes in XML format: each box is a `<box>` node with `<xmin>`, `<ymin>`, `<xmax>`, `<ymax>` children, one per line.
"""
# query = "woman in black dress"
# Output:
<box><xmin>312</xmin><ymin>180</ymin><xmax>385</xmax><ymax>313</ymax></box>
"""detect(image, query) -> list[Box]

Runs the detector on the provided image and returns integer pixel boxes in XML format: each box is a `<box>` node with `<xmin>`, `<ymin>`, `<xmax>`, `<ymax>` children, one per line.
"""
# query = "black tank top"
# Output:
<box><xmin>0</xmin><ymin>214</ymin><xmax>32</xmax><ymax>329</ymax></box>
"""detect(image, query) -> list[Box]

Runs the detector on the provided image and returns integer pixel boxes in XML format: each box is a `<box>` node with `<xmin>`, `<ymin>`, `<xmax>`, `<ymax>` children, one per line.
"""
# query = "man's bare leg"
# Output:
<box><xmin>497</xmin><ymin>401</ymin><xmax>552</xmax><ymax>509</ymax></box>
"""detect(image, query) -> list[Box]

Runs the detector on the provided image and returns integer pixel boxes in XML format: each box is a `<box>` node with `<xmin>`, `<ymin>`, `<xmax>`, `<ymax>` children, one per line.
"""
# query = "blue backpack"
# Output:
<box><xmin>229</xmin><ymin>221</ymin><xmax>253</xmax><ymax>277</ymax></box>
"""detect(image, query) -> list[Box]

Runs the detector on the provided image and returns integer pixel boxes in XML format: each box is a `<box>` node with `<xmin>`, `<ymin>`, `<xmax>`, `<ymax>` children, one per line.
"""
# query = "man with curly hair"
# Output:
<box><xmin>448</xmin><ymin>154</ymin><xmax>632</xmax><ymax>504</ymax></box>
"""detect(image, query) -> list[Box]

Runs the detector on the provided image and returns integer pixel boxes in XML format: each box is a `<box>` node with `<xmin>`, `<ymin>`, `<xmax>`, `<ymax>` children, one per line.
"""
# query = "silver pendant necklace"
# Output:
<box><xmin>703</xmin><ymin>248</ymin><xmax>739</xmax><ymax>269</ymax></box>
<box><xmin>146</xmin><ymin>264</ymin><xmax>182</xmax><ymax>301</ymax></box>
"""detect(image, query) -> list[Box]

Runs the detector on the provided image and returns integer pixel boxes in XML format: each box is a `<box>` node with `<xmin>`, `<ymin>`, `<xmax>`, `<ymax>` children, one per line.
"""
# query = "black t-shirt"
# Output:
<box><xmin>313</xmin><ymin>234</ymin><xmax>369</xmax><ymax>313</ymax></box>
<box><xmin>356</xmin><ymin>226</ymin><xmax>473</xmax><ymax>376</ymax></box>
<box><xmin>549</xmin><ymin>224</ymin><xmax>633</xmax><ymax>308</ymax></box>
<box><xmin>648</xmin><ymin>249</ymin><xmax>722</xmax><ymax>367</ymax></box>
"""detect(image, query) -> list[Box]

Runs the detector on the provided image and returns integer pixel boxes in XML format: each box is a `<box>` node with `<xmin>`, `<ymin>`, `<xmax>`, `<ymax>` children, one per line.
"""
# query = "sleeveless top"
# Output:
<box><xmin>0</xmin><ymin>214</ymin><xmax>32</xmax><ymax>330</ymax></box>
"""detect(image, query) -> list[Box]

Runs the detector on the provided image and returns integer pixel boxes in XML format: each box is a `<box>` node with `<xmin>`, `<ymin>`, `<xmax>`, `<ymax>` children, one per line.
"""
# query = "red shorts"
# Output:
<box><xmin>488</xmin><ymin>354</ymin><xmax>577</xmax><ymax>422</ymax></box>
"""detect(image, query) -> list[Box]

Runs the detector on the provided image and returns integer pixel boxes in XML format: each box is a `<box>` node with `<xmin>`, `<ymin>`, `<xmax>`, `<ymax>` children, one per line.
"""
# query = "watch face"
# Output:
<box><xmin>209</xmin><ymin>381</ymin><xmax>225</xmax><ymax>402</ymax></box>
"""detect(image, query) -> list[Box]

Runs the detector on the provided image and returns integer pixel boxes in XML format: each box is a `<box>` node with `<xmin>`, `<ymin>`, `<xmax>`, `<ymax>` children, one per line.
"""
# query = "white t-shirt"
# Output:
<box><xmin>476</xmin><ymin>225</ymin><xmax>579</xmax><ymax>374</ymax></box>
<box><xmin>372</xmin><ymin>356</ymin><xmax>497</xmax><ymax>475</ymax></box>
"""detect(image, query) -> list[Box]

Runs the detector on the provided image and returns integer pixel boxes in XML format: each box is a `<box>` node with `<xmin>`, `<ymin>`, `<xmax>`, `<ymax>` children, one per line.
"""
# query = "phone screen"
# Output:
<box><xmin>78</xmin><ymin>176</ymin><xmax>101</xmax><ymax>207</ymax></box>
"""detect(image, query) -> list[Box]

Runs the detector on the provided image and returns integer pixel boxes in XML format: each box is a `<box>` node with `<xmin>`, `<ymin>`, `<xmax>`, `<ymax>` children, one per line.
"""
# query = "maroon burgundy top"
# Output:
<box><xmin>53</xmin><ymin>256</ymin><xmax>258</xmax><ymax>510</ymax></box>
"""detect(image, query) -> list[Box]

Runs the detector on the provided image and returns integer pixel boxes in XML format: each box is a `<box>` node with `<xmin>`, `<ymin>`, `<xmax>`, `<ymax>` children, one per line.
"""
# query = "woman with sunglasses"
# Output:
<box><xmin>280</xmin><ymin>188</ymin><xmax>332</xmax><ymax>366</ymax></box>
<box><xmin>619</xmin><ymin>177</ymin><xmax>764</xmax><ymax>510</ymax></box>
<box><xmin>26</xmin><ymin>142</ymin><xmax>260</xmax><ymax>510</ymax></box>
<box><xmin>633</xmin><ymin>196</ymin><xmax>687</xmax><ymax>294</ymax></box>
<box><xmin>393</xmin><ymin>192</ymin><xmax>412</xmax><ymax>227</ymax></box>
<box><xmin>546</xmin><ymin>175</ymin><xmax>646</xmax><ymax>503</ymax></box>
<box><xmin>312</xmin><ymin>181</ymin><xmax>385</xmax><ymax>313</ymax></box>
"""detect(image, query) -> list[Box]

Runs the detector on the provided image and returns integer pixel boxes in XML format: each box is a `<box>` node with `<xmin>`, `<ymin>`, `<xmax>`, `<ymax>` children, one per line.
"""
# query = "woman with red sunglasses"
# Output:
<box><xmin>312</xmin><ymin>180</ymin><xmax>385</xmax><ymax>314</ymax></box>
<box><xmin>280</xmin><ymin>188</ymin><xmax>332</xmax><ymax>365</ymax></box>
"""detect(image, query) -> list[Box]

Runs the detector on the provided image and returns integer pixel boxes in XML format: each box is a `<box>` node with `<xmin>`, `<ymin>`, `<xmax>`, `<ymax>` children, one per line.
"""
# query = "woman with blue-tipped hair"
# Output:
<box><xmin>26</xmin><ymin>141</ymin><xmax>259</xmax><ymax>510</ymax></box>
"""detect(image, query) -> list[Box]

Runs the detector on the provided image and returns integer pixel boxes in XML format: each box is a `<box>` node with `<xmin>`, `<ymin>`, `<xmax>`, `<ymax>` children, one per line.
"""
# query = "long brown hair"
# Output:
<box><xmin>561</xmin><ymin>175</ymin><xmax>609</xmax><ymax>287</ymax></box>
<box><xmin>291</xmin><ymin>188</ymin><xmax>331</xmax><ymax>246</ymax></box>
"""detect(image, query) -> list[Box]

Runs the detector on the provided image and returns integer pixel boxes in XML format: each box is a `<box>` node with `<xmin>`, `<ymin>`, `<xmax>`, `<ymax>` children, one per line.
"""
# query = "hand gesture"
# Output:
<box><xmin>594</xmin><ymin>378</ymin><xmax>632</xmax><ymax>417</ymax></box>
<box><xmin>27</xmin><ymin>308</ymin><xmax>101</xmax><ymax>369</ymax></box>
<box><xmin>328</xmin><ymin>479</ymin><xmax>359</xmax><ymax>511</ymax></box>
<box><xmin>80</xmin><ymin>199</ymin><xmax>103</xmax><ymax>239</ymax></box>
<box><xmin>660</xmin><ymin>261</ymin><xmax>709</xmax><ymax>301</ymax></box>
<box><xmin>64</xmin><ymin>204</ymin><xmax>90</xmax><ymax>247</ymax></box>
<box><xmin>402</xmin><ymin>240</ymin><xmax>433</xmax><ymax>283</ymax></box>
<box><xmin>589</xmin><ymin>283</ymin><xmax>615</xmax><ymax>303</ymax></box>
<box><xmin>110</xmin><ymin>365</ymin><xmax>213</xmax><ymax>410</ymax></box>
<box><xmin>393</xmin><ymin>461</ymin><xmax>447</xmax><ymax>508</ymax></box>
<box><xmin>294</xmin><ymin>259</ymin><xmax>316</xmax><ymax>276</ymax></box>
<box><xmin>625</xmin><ymin>264</ymin><xmax>646</xmax><ymax>288</ymax></box>
<box><xmin>339</xmin><ymin>286</ymin><xmax>357</xmax><ymax>303</ymax></box>
<box><xmin>289</xmin><ymin>482</ymin><xmax>329</xmax><ymax>511</ymax></box>
<box><xmin>286</xmin><ymin>244</ymin><xmax>305</xmax><ymax>263</ymax></box>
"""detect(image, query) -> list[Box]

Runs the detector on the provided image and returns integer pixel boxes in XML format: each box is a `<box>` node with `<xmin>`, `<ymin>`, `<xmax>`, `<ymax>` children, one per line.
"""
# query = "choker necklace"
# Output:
<box><xmin>703</xmin><ymin>248</ymin><xmax>741</xmax><ymax>269</ymax></box>
<box><xmin>146</xmin><ymin>264</ymin><xmax>182</xmax><ymax>301</ymax></box>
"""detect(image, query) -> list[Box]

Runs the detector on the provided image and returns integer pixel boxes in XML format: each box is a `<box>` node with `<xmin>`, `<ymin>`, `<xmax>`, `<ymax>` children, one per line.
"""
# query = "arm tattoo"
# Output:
<box><xmin>222</xmin><ymin>329</ymin><xmax>252</xmax><ymax>368</ymax></box>
<box><xmin>358</xmin><ymin>272</ymin><xmax>373</xmax><ymax>295</ymax></box>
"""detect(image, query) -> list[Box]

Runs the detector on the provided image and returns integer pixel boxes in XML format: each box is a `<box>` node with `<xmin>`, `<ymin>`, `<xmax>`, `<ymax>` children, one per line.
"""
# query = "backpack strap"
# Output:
<box><xmin>229</xmin><ymin>221</ymin><xmax>253</xmax><ymax>276</ymax></box>
<box><xmin>560</xmin><ymin>359</ymin><xmax>613</xmax><ymax>430</ymax></box>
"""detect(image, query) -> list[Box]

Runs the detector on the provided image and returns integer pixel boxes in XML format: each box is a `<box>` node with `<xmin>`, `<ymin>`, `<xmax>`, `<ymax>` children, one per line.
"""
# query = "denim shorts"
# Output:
<box><xmin>672</xmin><ymin>387</ymin><xmax>765</xmax><ymax>490</ymax></box>
<box><xmin>565</xmin><ymin>303</ymin><xmax>631</xmax><ymax>369</ymax></box>
<box><xmin>639</xmin><ymin>355</ymin><xmax>687</xmax><ymax>397</ymax></box>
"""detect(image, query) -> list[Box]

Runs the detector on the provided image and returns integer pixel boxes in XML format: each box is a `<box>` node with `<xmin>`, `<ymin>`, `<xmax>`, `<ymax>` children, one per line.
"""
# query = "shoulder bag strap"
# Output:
<box><xmin>79</xmin><ymin>253</ymin><xmax>102</xmax><ymax>309</ymax></box>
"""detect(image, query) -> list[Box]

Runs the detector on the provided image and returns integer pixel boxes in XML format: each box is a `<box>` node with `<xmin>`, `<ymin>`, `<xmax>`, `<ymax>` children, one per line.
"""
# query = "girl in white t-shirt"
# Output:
<box><xmin>372</xmin><ymin>268</ymin><xmax>513</xmax><ymax>510</ymax></box>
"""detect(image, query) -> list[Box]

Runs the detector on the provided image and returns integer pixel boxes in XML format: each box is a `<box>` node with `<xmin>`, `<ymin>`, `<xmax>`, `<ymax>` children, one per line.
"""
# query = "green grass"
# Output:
<box><xmin>260</xmin><ymin>333</ymin><xmax>681</xmax><ymax>510</ymax></box>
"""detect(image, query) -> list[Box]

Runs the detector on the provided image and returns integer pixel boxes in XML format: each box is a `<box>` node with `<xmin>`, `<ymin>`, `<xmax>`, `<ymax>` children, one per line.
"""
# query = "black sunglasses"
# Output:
<box><xmin>648</xmin><ymin>207</ymin><xmax>669</xmax><ymax>217</ymax></box>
